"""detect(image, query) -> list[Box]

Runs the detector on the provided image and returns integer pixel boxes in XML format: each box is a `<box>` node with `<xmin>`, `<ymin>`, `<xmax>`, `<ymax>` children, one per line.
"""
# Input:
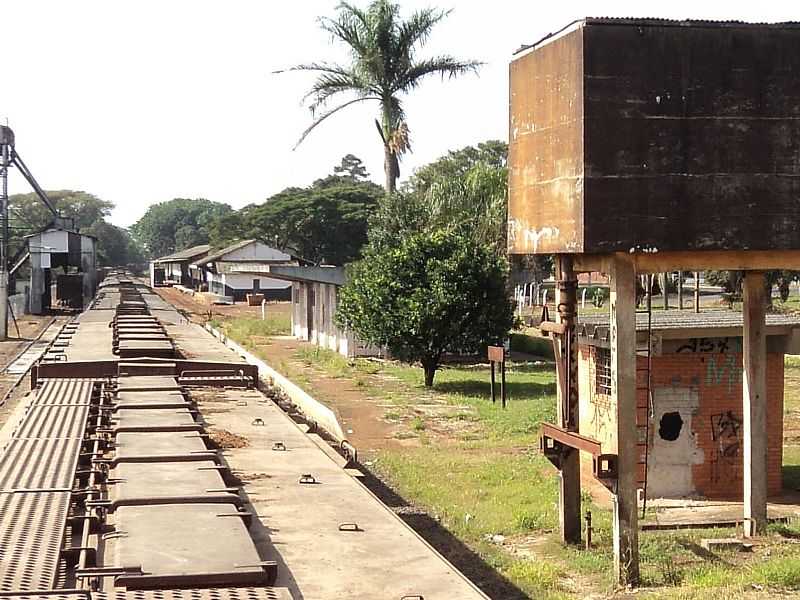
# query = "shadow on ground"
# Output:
<box><xmin>434</xmin><ymin>379</ymin><xmax>556</xmax><ymax>399</ymax></box>
<box><xmin>358</xmin><ymin>467</ymin><xmax>530</xmax><ymax>600</ymax></box>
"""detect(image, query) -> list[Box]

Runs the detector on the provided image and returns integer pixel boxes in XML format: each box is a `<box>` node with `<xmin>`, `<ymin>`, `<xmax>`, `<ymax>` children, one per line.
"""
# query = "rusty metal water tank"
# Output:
<box><xmin>508</xmin><ymin>18</ymin><xmax>800</xmax><ymax>255</ymax></box>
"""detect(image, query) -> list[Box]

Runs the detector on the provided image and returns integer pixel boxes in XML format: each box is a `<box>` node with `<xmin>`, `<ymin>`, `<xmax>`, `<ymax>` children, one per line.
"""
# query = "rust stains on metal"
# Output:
<box><xmin>509</xmin><ymin>25</ymin><xmax>584</xmax><ymax>255</ymax></box>
<box><xmin>509</xmin><ymin>20</ymin><xmax>800</xmax><ymax>254</ymax></box>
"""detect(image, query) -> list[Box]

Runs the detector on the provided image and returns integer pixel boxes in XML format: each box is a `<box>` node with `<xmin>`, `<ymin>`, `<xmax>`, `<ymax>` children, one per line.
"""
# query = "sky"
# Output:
<box><xmin>2</xmin><ymin>1</ymin><xmax>797</xmax><ymax>227</ymax></box>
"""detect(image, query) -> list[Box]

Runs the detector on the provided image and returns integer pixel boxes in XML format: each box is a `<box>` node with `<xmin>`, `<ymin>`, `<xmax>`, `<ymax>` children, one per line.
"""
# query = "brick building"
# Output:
<box><xmin>576</xmin><ymin>311</ymin><xmax>800</xmax><ymax>501</ymax></box>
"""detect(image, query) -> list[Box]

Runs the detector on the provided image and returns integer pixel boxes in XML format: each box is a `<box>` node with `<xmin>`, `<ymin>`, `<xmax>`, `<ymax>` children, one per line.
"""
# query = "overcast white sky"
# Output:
<box><xmin>2</xmin><ymin>1</ymin><xmax>796</xmax><ymax>226</ymax></box>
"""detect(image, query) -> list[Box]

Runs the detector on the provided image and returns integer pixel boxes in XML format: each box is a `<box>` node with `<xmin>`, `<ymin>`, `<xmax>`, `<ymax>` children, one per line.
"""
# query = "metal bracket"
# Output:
<box><xmin>540</xmin><ymin>422</ymin><xmax>619</xmax><ymax>489</ymax></box>
<box><xmin>593</xmin><ymin>453</ymin><xmax>618</xmax><ymax>489</ymax></box>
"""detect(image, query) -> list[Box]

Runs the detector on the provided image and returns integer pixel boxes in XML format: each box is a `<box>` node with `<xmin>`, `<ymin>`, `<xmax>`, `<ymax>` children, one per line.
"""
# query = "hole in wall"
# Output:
<box><xmin>659</xmin><ymin>411</ymin><xmax>683</xmax><ymax>441</ymax></box>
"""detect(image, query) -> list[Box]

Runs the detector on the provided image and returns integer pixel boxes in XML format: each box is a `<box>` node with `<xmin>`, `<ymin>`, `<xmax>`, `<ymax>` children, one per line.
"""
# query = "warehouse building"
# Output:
<box><xmin>189</xmin><ymin>240</ymin><xmax>300</xmax><ymax>301</ymax></box>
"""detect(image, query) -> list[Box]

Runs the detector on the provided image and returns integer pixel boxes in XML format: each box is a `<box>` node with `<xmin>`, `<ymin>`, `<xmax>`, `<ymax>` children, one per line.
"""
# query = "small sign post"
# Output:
<box><xmin>488</xmin><ymin>345</ymin><xmax>506</xmax><ymax>408</ymax></box>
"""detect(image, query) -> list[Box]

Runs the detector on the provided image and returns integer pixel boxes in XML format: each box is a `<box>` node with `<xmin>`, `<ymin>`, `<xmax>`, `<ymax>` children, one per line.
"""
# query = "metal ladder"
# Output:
<box><xmin>636</xmin><ymin>274</ymin><xmax>654</xmax><ymax>518</ymax></box>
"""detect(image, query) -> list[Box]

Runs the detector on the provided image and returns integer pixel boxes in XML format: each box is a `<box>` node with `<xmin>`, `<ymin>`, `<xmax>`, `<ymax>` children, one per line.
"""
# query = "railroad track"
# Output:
<box><xmin>0</xmin><ymin>270</ymin><xmax>489</xmax><ymax>600</ymax></box>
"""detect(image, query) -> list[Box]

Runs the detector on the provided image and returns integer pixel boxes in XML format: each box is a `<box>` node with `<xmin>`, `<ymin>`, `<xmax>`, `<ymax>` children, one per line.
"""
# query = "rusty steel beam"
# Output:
<box><xmin>540</xmin><ymin>422</ymin><xmax>602</xmax><ymax>456</ymax></box>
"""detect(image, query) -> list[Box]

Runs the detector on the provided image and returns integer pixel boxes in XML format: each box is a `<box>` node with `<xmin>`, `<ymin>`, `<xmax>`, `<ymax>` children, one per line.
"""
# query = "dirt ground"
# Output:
<box><xmin>153</xmin><ymin>286</ymin><xmax>292</xmax><ymax>322</ymax></box>
<box><xmin>0</xmin><ymin>314</ymin><xmax>54</xmax><ymax>365</ymax></box>
<box><xmin>258</xmin><ymin>336</ymin><xmax>407</xmax><ymax>454</ymax></box>
<box><xmin>0</xmin><ymin>314</ymin><xmax>63</xmax><ymax>428</ymax></box>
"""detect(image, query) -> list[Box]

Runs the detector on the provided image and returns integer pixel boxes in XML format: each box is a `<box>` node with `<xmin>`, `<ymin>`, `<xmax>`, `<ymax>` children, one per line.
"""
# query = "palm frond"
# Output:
<box><xmin>319</xmin><ymin>3</ymin><xmax>370</xmax><ymax>57</ymax></box>
<box><xmin>275</xmin><ymin>61</ymin><xmax>351</xmax><ymax>75</ymax></box>
<box><xmin>303</xmin><ymin>71</ymin><xmax>377</xmax><ymax>114</ymax></box>
<box><xmin>395</xmin><ymin>56</ymin><xmax>482</xmax><ymax>92</ymax></box>
<box><xmin>294</xmin><ymin>95</ymin><xmax>379</xmax><ymax>149</ymax></box>
<box><xmin>396</xmin><ymin>7</ymin><xmax>451</xmax><ymax>58</ymax></box>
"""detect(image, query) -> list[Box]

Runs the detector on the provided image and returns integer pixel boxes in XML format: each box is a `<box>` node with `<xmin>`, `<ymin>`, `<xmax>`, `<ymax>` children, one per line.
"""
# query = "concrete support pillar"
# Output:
<box><xmin>743</xmin><ymin>271</ymin><xmax>768</xmax><ymax>537</ymax></box>
<box><xmin>555</xmin><ymin>255</ymin><xmax>581</xmax><ymax>544</ymax></box>
<box><xmin>610</xmin><ymin>254</ymin><xmax>639</xmax><ymax>585</ymax></box>
<box><xmin>29</xmin><ymin>249</ymin><xmax>44</xmax><ymax>315</ymax></box>
<box><xmin>81</xmin><ymin>236</ymin><xmax>97</xmax><ymax>310</ymax></box>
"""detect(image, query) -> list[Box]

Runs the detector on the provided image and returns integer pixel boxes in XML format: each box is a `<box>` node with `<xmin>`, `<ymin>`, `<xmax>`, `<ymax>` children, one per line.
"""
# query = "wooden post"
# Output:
<box><xmin>677</xmin><ymin>271</ymin><xmax>684</xmax><ymax>309</ymax></box>
<box><xmin>743</xmin><ymin>271</ymin><xmax>768</xmax><ymax>537</ymax></box>
<box><xmin>555</xmin><ymin>256</ymin><xmax>581</xmax><ymax>544</ymax></box>
<box><xmin>501</xmin><ymin>360</ymin><xmax>507</xmax><ymax>409</ymax></box>
<box><xmin>661</xmin><ymin>273</ymin><xmax>669</xmax><ymax>310</ymax></box>
<box><xmin>610</xmin><ymin>254</ymin><xmax>639</xmax><ymax>584</ymax></box>
<box><xmin>694</xmin><ymin>271</ymin><xmax>701</xmax><ymax>313</ymax></box>
<box><xmin>490</xmin><ymin>362</ymin><xmax>496</xmax><ymax>404</ymax></box>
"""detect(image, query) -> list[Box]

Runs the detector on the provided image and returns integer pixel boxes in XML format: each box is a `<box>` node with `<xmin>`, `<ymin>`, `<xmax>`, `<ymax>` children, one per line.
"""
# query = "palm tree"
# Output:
<box><xmin>287</xmin><ymin>1</ymin><xmax>481</xmax><ymax>193</ymax></box>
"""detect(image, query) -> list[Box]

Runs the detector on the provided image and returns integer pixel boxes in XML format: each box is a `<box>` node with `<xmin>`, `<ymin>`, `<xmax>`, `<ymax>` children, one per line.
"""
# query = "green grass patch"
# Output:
<box><xmin>210</xmin><ymin>315</ymin><xmax>290</xmax><ymax>343</ymax></box>
<box><xmin>295</xmin><ymin>346</ymin><xmax>351</xmax><ymax>377</ymax></box>
<box><xmin>377</xmin><ymin>447</ymin><xmax>558</xmax><ymax>540</ymax></box>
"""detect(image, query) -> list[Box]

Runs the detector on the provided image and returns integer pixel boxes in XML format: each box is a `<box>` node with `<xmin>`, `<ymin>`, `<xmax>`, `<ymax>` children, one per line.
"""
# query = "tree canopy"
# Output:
<box><xmin>131</xmin><ymin>198</ymin><xmax>233</xmax><ymax>259</ymax></box>
<box><xmin>369</xmin><ymin>140</ymin><xmax>508</xmax><ymax>255</ymax></box>
<box><xmin>333</xmin><ymin>153</ymin><xmax>370</xmax><ymax>181</ymax></box>
<box><xmin>208</xmin><ymin>173</ymin><xmax>382</xmax><ymax>265</ymax></box>
<box><xmin>288</xmin><ymin>0</ymin><xmax>480</xmax><ymax>192</ymax></box>
<box><xmin>336</xmin><ymin>230</ymin><xmax>515</xmax><ymax>386</ymax></box>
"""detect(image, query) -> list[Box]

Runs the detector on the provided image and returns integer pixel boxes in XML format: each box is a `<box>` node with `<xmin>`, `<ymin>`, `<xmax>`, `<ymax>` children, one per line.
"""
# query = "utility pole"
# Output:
<box><xmin>0</xmin><ymin>127</ymin><xmax>10</xmax><ymax>340</ymax></box>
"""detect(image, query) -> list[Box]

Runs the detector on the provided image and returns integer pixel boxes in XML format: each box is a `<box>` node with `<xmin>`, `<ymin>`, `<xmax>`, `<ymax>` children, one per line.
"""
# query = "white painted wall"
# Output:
<box><xmin>289</xmin><ymin>280</ymin><xmax>383</xmax><ymax>358</ymax></box>
<box><xmin>39</xmin><ymin>230</ymin><xmax>69</xmax><ymax>253</ymax></box>
<box><xmin>222</xmin><ymin>272</ymin><xmax>290</xmax><ymax>291</ymax></box>
<box><xmin>222</xmin><ymin>241</ymin><xmax>291</xmax><ymax>262</ymax></box>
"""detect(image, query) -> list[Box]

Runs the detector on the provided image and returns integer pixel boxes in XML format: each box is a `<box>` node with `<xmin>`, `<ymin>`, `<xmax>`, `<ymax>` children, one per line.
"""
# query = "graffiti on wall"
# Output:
<box><xmin>710</xmin><ymin>410</ymin><xmax>742</xmax><ymax>484</ymax></box>
<box><xmin>676</xmin><ymin>337</ymin><xmax>742</xmax><ymax>354</ymax></box>
<box><xmin>706</xmin><ymin>354</ymin><xmax>743</xmax><ymax>392</ymax></box>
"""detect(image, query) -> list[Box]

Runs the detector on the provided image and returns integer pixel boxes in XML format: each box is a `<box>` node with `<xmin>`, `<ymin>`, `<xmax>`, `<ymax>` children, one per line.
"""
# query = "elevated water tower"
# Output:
<box><xmin>0</xmin><ymin>125</ymin><xmax>97</xmax><ymax>324</ymax></box>
<box><xmin>509</xmin><ymin>18</ymin><xmax>800</xmax><ymax>584</ymax></box>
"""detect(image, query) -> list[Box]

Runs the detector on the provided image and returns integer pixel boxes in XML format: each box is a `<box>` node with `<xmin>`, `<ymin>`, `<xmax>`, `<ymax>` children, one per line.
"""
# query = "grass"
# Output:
<box><xmin>297</xmin><ymin>347</ymin><xmax>800</xmax><ymax>598</ymax></box>
<box><xmin>209</xmin><ymin>315</ymin><xmax>291</xmax><ymax>347</ymax></box>
<box><xmin>213</xmin><ymin>322</ymin><xmax>800</xmax><ymax>599</ymax></box>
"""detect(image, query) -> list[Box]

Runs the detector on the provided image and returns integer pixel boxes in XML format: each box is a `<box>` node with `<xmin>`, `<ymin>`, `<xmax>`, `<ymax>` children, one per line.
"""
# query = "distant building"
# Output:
<box><xmin>229</xmin><ymin>264</ymin><xmax>380</xmax><ymax>357</ymax></box>
<box><xmin>26</xmin><ymin>225</ymin><xmax>97</xmax><ymax>313</ymax></box>
<box><xmin>189</xmin><ymin>239</ymin><xmax>299</xmax><ymax>301</ymax></box>
<box><xmin>149</xmin><ymin>244</ymin><xmax>210</xmax><ymax>288</ymax></box>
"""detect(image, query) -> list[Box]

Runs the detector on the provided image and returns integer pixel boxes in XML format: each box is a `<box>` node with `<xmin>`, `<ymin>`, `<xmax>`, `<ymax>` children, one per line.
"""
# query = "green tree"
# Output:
<box><xmin>10</xmin><ymin>190</ymin><xmax>113</xmax><ymax>234</ymax></box>
<box><xmin>245</xmin><ymin>178</ymin><xmax>382</xmax><ymax>264</ymax></box>
<box><xmin>371</xmin><ymin>140</ymin><xmax>552</xmax><ymax>281</ymax></box>
<box><xmin>131</xmin><ymin>198</ymin><xmax>232</xmax><ymax>258</ymax></box>
<box><xmin>207</xmin><ymin>210</ymin><xmax>252</xmax><ymax>249</ymax></box>
<box><xmin>85</xmin><ymin>221</ymin><xmax>144</xmax><ymax>267</ymax></box>
<box><xmin>334</xmin><ymin>153</ymin><xmax>370</xmax><ymax>181</ymax></box>
<box><xmin>288</xmin><ymin>0</ymin><xmax>481</xmax><ymax>192</ymax></box>
<box><xmin>370</xmin><ymin>141</ymin><xmax>508</xmax><ymax>255</ymax></box>
<box><xmin>404</xmin><ymin>140</ymin><xmax>508</xmax><ymax>194</ymax></box>
<box><xmin>336</xmin><ymin>230</ymin><xmax>515</xmax><ymax>386</ymax></box>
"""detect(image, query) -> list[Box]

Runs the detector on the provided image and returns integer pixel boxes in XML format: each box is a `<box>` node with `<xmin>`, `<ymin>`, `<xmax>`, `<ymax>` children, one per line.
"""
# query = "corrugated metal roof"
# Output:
<box><xmin>585</xmin><ymin>17</ymin><xmax>800</xmax><ymax>28</ymax></box>
<box><xmin>515</xmin><ymin>16</ymin><xmax>800</xmax><ymax>55</ymax></box>
<box><xmin>196</xmin><ymin>239</ymin><xmax>257</xmax><ymax>265</ymax></box>
<box><xmin>576</xmin><ymin>310</ymin><xmax>800</xmax><ymax>340</ymax></box>
<box><xmin>153</xmin><ymin>244</ymin><xmax>210</xmax><ymax>263</ymax></box>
